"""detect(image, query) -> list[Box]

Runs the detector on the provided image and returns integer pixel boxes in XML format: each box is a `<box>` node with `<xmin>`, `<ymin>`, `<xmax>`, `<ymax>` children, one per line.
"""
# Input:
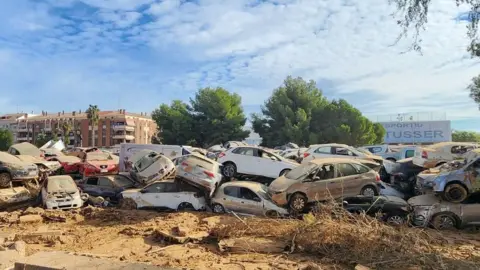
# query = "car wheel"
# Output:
<box><xmin>212</xmin><ymin>203</ymin><xmax>225</xmax><ymax>213</ymax></box>
<box><xmin>442</xmin><ymin>183</ymin><xmax>468</xmax><ymax>203</ymax></box>
<box><xmin>360</xmin><ymin>185</ymin><xmax>377</xmax><ymax>197</ymax></box>
<box><xmin>279</xmin><ymin>169</ymin><xmax>290</xmax><ymax>176</ymax></box>
<box><xmin>386</xmin><ymin>214</ymin><xmax>405</xmax><ymax>226</ymax></box>
<box><xmin>431</xmin><ymin>213</ymin><xmax>457</xmax><ymax>230</ymax></box>
<box><xmin>119</xmin><ymin>198</ymin><xmax>138</xmax><ymax>210</ymax></box>
<box><xmin>265</xmin><ymin>210</ymin><xmax>280</xmax><ymax>218</ymax></box>
<box><xmin>0</xmin><ymin>172</ymin><xmax>11</xmax><ymax>188</ymax></box>
<box><xmin>289</xmin><ymin>193</ymin><xmax>307</xmax><ymax>212</ymax></box>
<box><xmin>222</xmin><ymin>163</ymin><xmax>237</xmax><ymax>178</ymax></box>
<box><xmin>177</xmin><ymin>202</ymin><xmax>195</xmax><ymax>211</ymax></box>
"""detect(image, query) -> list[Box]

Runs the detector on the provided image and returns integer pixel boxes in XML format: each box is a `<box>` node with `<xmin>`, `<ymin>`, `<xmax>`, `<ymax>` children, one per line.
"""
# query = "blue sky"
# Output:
<box><xmin>0</xmin><ymin>0</ymin><xmax>479</xmax><ymax>131</ymax></box>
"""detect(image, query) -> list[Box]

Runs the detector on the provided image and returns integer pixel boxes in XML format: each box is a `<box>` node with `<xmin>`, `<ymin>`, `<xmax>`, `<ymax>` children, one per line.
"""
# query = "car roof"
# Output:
<box><xmin>308</xmin><ymin>143</ymin><xmax>350</xmax><ymax>148</ymax></box>
<box><xmin>308</xmin><ymin>158</ymin><xmax>364</xmax><ymax>165</ymax></box>
<box><xmin>220</xmin><ymin>181</ymin><xmax>265</xmax><ymax>191</ymax></box>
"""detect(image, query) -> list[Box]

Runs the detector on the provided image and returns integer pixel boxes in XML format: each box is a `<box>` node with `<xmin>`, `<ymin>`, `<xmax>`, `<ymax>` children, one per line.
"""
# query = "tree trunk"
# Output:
<box><xmin>92</xmin><ymin>126</ymin><xmax>95</xmax><ymax>147</ymax></box>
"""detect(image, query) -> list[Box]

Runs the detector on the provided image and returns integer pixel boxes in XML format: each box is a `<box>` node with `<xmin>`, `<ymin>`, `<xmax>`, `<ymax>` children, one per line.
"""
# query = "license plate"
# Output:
<box><xmin>100</xmin><ymin>169</ymin><xmax>108</xmax><ymax>173</ymax></box>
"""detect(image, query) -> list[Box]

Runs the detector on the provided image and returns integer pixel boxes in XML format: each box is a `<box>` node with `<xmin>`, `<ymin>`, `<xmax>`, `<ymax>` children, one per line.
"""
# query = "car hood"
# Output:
<box><xmin>16</xmin><ymin>155</ymin><xmax>61</xmax><ymax>170</ymax></box>
<box><xmin>87</xmin><ymin>160</ymin><xmax>118</xmax><ymax>167</ymax></box>
<box><xmin>269</xmin><ymin>175</ymin><xmax>298</xmax><ymax>192</ymax></box>
<box><xmin>408</xmin><ymin>194</ymin><xmax>441</xmax><ymax>206</ymax></box>
<box><xmin>121</xmin><ymin>189</ymin><xmax>141</xmax><ymax>196</ymax></box>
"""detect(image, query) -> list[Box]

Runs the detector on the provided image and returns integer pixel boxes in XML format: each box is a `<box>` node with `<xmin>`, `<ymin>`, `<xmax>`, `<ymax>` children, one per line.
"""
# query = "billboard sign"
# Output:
<box><xmin>379</xmin><ymin>121</ymin><xmax>452</xmax><ymax>144</ymax></box>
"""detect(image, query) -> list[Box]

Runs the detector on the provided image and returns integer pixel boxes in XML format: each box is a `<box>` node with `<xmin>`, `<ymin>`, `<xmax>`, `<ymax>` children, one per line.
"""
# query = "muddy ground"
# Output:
<box><xmin>1</xmin><ymin>207</ymin><xmax>480</xmax><ymax>270</ymax></box>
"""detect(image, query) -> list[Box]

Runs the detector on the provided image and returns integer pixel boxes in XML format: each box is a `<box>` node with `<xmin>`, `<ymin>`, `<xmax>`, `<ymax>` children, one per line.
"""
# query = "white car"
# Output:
<box><xmin>301</xmin><ymin>143</ymin><xmax>383</xmax><ymax>165</ymax></box>
<box><xmin>129</xmin><ymin>151</ymin><xmax>176</xmax><ymax>185</ymax></box>
<box><xmin>120</xmin><ymin>180</ymin><xmax>207</xmax><ymax>211</ymax></box>
<box><xmin>211</xmin><ymin>181</ymin><xmax>289</xmax><ymax>217</ymax></box>
<box><xmin>172</xmin><ymin>154</ymin><xmax>223</xmax><ymax>196</ymax></box>
<box><xmin>217</xmin><ymin>146</ymin><xmax>298</xmax><ymax>178</ymax></box>
<box><xmin>41</xmin><ymin>175</ymin><xmax>88</xmax><ymax>210</ymax></box>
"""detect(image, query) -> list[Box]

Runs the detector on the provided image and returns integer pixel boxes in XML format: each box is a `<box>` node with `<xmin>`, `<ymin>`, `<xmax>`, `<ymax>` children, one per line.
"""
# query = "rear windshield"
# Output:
<box><xmin>186</xmin><ymin>155</ymin><xmax>215</xmax><ymax>170</ymax></box>
<box><xmin>285</xmin><ymin>163</ymin><xmax>317</xmax><ymax>180</ymax></box>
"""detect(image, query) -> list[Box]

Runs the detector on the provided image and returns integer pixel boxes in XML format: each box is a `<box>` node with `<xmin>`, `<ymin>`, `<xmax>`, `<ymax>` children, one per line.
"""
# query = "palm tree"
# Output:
<box><xmin>61</xmin><ymin>120</ymin><xmax>73</xmax><ymax>145</ymax></box>
<box><xmin>86</xmin><ymin>105</ymin><xmax>100</xmax><ymax>147</ymax></box>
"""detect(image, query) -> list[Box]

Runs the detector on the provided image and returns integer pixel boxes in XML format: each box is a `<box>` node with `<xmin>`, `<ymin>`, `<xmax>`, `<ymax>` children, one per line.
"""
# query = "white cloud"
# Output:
<box><xmin>0</xmin><ymin>0</ymin><xmax>479</xmax><ymax>124</ymax></box>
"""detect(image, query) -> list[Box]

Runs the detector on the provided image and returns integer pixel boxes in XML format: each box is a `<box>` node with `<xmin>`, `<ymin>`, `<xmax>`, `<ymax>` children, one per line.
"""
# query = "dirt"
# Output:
<box><xmin>1</xmin><ymin>207</ymin><xmax>480</xmax><ymax>270</ymax></box>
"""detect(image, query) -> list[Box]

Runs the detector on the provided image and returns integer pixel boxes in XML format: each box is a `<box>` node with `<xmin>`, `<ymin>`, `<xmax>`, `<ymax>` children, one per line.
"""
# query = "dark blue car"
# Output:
<box><xmin>77</xmin><ymin>173</ymin><xmax>136</xmax><ymax>202</ymax></box>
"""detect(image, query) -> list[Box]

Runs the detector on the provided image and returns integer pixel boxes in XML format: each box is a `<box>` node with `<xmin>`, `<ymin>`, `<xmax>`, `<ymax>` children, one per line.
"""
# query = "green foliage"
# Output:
<box><xmin>252</xmin><ymin>76</ymin><xmax>384</xmax><ymax>147</ymax></box>
<box><xmin>468</xmin><ymin>75</ymin><xmax>480</xmax><ymax>109</ymax></box>
<box><xmin>0</xmin><ymin>128</ymin><xmax>14</xmax><ymax>151</ymax></box>
<box><xmin>452</xmin><ymin>130</ymin><xmax>480</xmax><ymax>143</ymax></box>
<box><xmin>35</xmin><ymin>132</ymin><xmax>51</xmax><ymax>148</ymax></box>
<box><xmin>86</xmin><ymin>105</ymin><xmax>100</xmax><ymax>146</ymax></box>
<box><xmin>61</xmin><ymin>121</ymin><xmax>73</xmax><ymax>145</ymax></box>
<box><xmin>152</xmin><ymin>87</ymin><xmax>250</xmax><ymax>147</ymax></box>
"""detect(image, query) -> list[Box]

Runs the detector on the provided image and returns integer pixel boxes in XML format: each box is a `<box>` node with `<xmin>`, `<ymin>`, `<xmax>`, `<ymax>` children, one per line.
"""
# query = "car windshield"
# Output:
<box><xmin>284</xmin><ymin>163</ymin><xmax>318</xmax><ymax>180</ymax></box>
<box><xmin>257</xmin><ymin>184</ymin><xmax>272</xmax><ymax>200</ymax></box>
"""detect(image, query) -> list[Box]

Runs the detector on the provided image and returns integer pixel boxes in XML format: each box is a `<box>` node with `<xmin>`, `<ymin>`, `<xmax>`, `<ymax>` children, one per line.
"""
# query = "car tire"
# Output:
<box><xmin>0</xmin><ymin>172</ymin><xmax>11</xmax><ymax>188</ymax></box>
<box><xmin>360</xmin><ymin>185</ymin><xmax>378</xmax><ymax>197</ymax></box>
<box><xmin>119</xmin><ymin>198</ymin><xmax>138</xmax><ymax>210</ymax></box>
<box><xmin>430</xmin><ymin>213</ymin><xmax>457</xmax><ymax>230</ymax></box>
<box><xmin>279</xmin><ymin>169</ymin><xmax>290</xmax><ymax>176</ymax></box>
<box><xmin>212</xmin><ymin>203</ymin><xmax>225</xmax><ymax>213</ymax></box>
<box><xmin>385</xmin><ymin>214</ymin><xmax>406</xmax><ymax>226</ymax></box>
<box><xmin>442</xmin><ymin>183</ymin><xmax>468</xmax><ymax>203</ymax></box>
<box><xmin>289</xmin><ymin>193</ymin><xmax>307</xmax><ymax>212</ymax></box>
<box><xmin>177</xmin><ymin>202</ymin><xmax>195</xmax><ymax>211</ymax></box>
<box><xmin>222</xmin><ymin>163</ymin><xmax>237</xmax><ymax>178</ymax></box>
<box><xmin>265</xmin><ymin>210</ymin><xmax>280</xmax><ymax>218</ymax></box>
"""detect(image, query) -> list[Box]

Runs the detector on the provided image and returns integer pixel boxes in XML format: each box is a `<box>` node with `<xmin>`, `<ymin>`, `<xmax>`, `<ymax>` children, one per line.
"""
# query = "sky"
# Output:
<box><xmin>0</xmin><ymin>0</ymin><xmax>479</xmax><ymax>131</ymax></box>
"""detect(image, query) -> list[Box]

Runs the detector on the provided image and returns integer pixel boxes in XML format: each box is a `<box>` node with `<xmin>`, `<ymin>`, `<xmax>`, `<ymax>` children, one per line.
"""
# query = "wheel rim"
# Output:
<box><xmin>437</xmin><ymin>216</ymin><xmax>455</xmax><ymax>229</ymax></box>
<box><xmin>362</xmin><ymin>187</ymin><xmax>375</xmax><ymax>197</ymax></box>
<box><xmin>0</xmin><ymin>174</ymin><xmax>10</xmax><ymax>185</ymax></box>
<box><xmin>292</xmin><ymin>197</ymin><xmax>305</xmax><ymax>210</ymax></box>
<box><xmin>213</xmin><ymin>204</ymin><xmax>224</xmax><ymax>213</ymax></box>
<box><xmin>447</xmin><ymin>188</ymin><xmax>464</xmax><ymax>201</ymax></box>
<box><xmin>224</xmin><ymin>165</ymin><xmax>235</xmax><ymax>177</ymax></box>
<box><xmin>387</xmin><ymin>216</ymin><xmax>404</xmax><ymax>225</ymax></box>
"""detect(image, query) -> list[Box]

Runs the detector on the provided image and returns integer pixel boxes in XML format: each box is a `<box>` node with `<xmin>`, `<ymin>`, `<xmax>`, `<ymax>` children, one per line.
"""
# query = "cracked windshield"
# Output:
<box><xmin>1</xmin><ymin>0</ymin><xmax>480</xmax><ymax>269</ymax></box>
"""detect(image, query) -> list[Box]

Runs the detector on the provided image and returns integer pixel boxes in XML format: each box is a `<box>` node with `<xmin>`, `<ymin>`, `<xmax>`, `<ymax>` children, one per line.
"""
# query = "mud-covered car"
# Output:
<box><xmin>342</xmin><ymin>195</ymin><xmax>410</xmax><ymax>225</ymax></box>
<box><xmin>415</xmin><ymin>160</ymin><xmax>464</xmax><ymax>195</ymax></box>
<box><xmin>0</xmin><ymin>185</ymin><xmax>40</xmax><ymax>211</ymax></box>
<box><xmin>0</xmin><ymin>152</ymin><xmax>39</xmax><ymax>188</ymax></box>
<box><xmin>47</xmin><ymin>155</ymin><xmax>83</xmax><ymax>175</ymax></box>
<box><xmin>80</xmin><ymin>151</ymin><xmax>119</xmax><ymax>177</ymax></box>
<box><xmin>8</xmin><ymin>142</ymin><xmax>62</xmax><ymax>175</ymax></box>
<box><xmin>40</xmin><ymin>175</ymin><xmax>88</xmax><ymax>210</ymax></box>
<box><xmin>129</xmin><ymin>151</ymin><xmax>176</xmax><ymax>185</ymax></box>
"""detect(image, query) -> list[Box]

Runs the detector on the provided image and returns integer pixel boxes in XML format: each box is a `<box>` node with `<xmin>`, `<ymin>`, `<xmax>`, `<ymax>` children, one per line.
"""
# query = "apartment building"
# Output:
<box><xmin>0</xmin><ymin>113</ymin><xmax>38</xmax><ymax>142</ymax></box>
<box><xmin>14</xmin><ymin>109</ymin><xmax>157</xmax><ymax>147</ymax></box>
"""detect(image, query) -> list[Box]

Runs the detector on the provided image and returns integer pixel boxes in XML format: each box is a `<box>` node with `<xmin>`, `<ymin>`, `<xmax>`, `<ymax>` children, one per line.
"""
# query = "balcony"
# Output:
<box><xmin>16</xmin><ymin>136</ymin><xmax>32</xmax><ymax>141</ymax></box>
<box><xmin>113</xmin><ymin>134</ymin><xmax>135</xmax><ymax>140</ymax></box>
<box><xmin>17</xmin><ymin>126</ymin><xmax>31</xmax><ymax>132</ymax></box>
<box><xmin>112</xmin><ymin>125</ymin><xmax>135</xmax><ymax>131</ymax></box>
<box><xmin>44</xmin><ymin>127</ymin><xmax>52</xmax><ymax>132</ymax></box>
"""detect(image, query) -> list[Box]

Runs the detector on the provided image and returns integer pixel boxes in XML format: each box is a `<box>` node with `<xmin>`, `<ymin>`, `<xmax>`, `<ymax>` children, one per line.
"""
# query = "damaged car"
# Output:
<box><xmin>415</xmin><ymin>160</ymin><xmax>464</xmax><ymax>195</ymax></box>
<box><xmin>212</xmin><ymin>181</ymin><xmax>289</xmax><ymax>217</ymax></box>
<box><xmin>129</xmin><ymin>151</ymin><xmax>176</xmax><ymax>185</ymax></box>
<box><xmin>77</xmin><ymin>174</ymin><xmax>137</xmax><ymax>202</ymax></box>
<box><xmin>381</xmin><ymin>158</ymin><xmax>425</xmax><ymax>197</ymax></box>
<box><xmin>119</xmin><ymin>179</ymin><xmax>206</xmax><ymax>211</ymax></box>
<box><xmin>342</xmin><ymin>195</ymin><xmax>410</xmax><ymax>225</ymax></box>
<box><xmin>268</xmin><ymin>158</ymin><xmax>380</xmax><ymax>212</ymax></box>
<box><xmin>0</xmin><ymin>152</ymin><xmax>39</xmax><ymax>188</ymax></box>
<box><xmin>412</xmin><ymin>142</ymin><xmax>477</xmax><ymax>169</ymax></box>
<box><xmin>46</xmin><ymin>154</ymin><xmax>83</xmax><ymax>175</ymax></box>
<box><xmin>8</xmin><ymin>142</ymin><xmax>62</xmax><ymax>176</ymax></box>
<box><xmin>0</xmin><ymin>185</ymin><xmax>40</xmax><ymax>211</ymax></box>
<box><xmin>409</xmin><ymin>193</ymin><xmax>480</xmax><ymax>230</ymax></box>
<box><xmin>40</xmin><ymin>175</ymin><xmax>88</xmax><ymax>210</ymax></box>
<box><xmin>173</xmin><ymin>153</ymin><xmax>223</xmax><ymax>197</ymax></box>
<box><xmin>80</xmin><ymin>151</ymin><xmax>119</xmax><ymax>177</ymax></box>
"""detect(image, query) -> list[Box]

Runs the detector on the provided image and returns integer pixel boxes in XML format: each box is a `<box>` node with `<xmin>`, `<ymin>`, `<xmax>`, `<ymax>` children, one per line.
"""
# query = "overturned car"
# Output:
<box><xmin>129</xmin><ymin>150</ymin><xmax>176</xmax><ymax>185</ymax></box>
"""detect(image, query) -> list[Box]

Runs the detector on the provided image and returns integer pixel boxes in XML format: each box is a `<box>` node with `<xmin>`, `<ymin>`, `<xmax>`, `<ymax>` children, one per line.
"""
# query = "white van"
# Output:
<box><xmin>119</xmin><ymin>143</ymin><xmax>193</xmax><ymax>172</ymax></box>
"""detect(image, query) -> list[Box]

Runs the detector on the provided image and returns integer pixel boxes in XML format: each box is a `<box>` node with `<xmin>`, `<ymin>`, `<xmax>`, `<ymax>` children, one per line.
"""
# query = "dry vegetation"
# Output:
<box><xmin>2</xmin><ymin>204</ymin><xmax>480</xmax><ymax>270</ymax></box>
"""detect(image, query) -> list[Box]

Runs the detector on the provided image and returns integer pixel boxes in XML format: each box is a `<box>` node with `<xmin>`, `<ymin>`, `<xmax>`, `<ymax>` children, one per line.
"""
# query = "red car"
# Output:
<box><xmin>79</xmin><ymin>151</ymin><xmax>119</xmax><ymax>177</ymax></box>
<box><xmin>46</xmin><ymin>155</ymin><xmax>82</xmax><ymax>175</ymax></box>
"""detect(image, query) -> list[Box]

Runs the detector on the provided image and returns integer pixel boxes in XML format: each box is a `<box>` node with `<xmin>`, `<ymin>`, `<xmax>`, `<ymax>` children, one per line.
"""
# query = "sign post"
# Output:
<box><xmin>380</xmin><ymin>121</ymin><xmax>452</xmax><ymax>144</ymax></box>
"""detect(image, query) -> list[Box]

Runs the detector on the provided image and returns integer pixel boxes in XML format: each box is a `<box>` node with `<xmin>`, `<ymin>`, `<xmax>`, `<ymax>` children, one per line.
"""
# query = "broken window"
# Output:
<box><xmin>224</xmin><ymin>186</ymin><xmax>241</xmax><ymax>198</ymax></box>
<box><xmin>352</xmin><ymin>163</ymin><xmax>369</xmax><ymax>174</ymax></box>
<box><xmin>451</xmin><ymin>145</ymin><xmax>475</xmax><ymax>155</ymax></box>
<box><xmin>315</xmin><ymin>164</ymin><xmax>335</xmax><ymax>180</ymax></box>
<box><xmin>259</xmin><ymin>150</ymin><xmax>279</xmax><ymax>161</ymax></box>
<box><xmin>98</xmin><ymin>177</ymin><xmax>113</xmax><ymax>187</ymax></box>
<box><xmin>239</xmin><ymin>188</ymin><xmax>261</xmax><ymax>202</ymax></box>
<box><xmin>314</xmin><ymin>146</ymin><xmax>331</xmax><ymax>154</ymax></box>
<box><xmin>334</xmin><ymin>147</ymin><xmax>355</xmax><ymax>156</ymax></box>
<box><xmin>337</xmin><ymin>163</ymin><xmax>358</xmax><ymax>177</ymax></box>
<box><xmin>86</xmin><ymin>177</ymin><xmax>98</xmax><ymax>185</ymax></box>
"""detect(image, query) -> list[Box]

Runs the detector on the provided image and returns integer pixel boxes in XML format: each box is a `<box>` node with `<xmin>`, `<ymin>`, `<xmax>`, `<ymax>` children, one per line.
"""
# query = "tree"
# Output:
<box><xmin>391</xmin><ymin>1</ymin><xmax>480</xmax><ymax>57</ymax></box>
<box><xmin>152</xmin><ymin>88</ymin><xmax>249</xmax><ymax>147</ymax></box>
<box><xmin>61</xmin><ymin>120</ymin><xmax>73</xmax><ymax>145</ymax></box>
<box><xmin>35</xmin><ymin>132</ymin><xmax>51</xmax><ymax>148</ymax></box>
<box><xmin>468</xmin><ymin>75</ymin><xmax>480</xmax><ymax>109</ymax></box>
<box><xmin>0</xmin><ymin>129</ymin><xmax>14</xmax><ymax>151</ymax></box>
<box><xmin>252</xmin><ymin>76</ymin><xmax>384</xmax><ymax>147</ymax></box>
<box><xmin>452</xmin><ymin>130</ymin><xmax>480</xmax><ymax>142</ymax></box>
<box><xmin>86</xmin><ymin>105</ymin><xmax>100</xmax><ymax>147</ymax></box>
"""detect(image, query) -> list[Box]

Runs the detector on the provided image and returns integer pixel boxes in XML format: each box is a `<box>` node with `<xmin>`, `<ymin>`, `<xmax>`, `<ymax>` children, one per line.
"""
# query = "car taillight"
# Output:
<box><xmin>375</xmin><ymin>173</ymin><xmax>380</xmax><ymax>182</ymax></box>
<box><xmin>203</xmin><ymin>170</ymin><xmax>214</xmax><ymax>178</ymax></box>
<box><xmin>421</xmin><ymin>151</ymin><xmax>428</xmax><ymax>159</ymax></box>
<box><xmin>218</xmin><ymin>152</ymin><xmax>226</xmax><ymax>158</ymax></box>
<box><xmin>303</xmin><ymin>152</ymin><xmax>310</xmax><ymax>158</ymax></box>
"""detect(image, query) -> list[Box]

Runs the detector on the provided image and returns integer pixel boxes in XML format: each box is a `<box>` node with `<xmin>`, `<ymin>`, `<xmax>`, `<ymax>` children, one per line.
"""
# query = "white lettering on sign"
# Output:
<box><xmin>379</xmin><ymin>121</ymin><xmax>451</xmax><ymax>144</ymax></box>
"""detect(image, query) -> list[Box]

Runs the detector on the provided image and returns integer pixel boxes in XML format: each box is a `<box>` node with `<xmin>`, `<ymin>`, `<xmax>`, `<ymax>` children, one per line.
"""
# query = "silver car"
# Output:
<box><xmin>211</xmin><ymin>181</ymin><xmax>289</xmax><ymax>217</ymax></box>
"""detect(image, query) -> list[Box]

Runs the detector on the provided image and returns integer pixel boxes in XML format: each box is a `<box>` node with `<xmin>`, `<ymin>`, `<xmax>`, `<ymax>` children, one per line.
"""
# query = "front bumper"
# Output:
<box><xmin>271</xmin><ymin>192</ymin><xmax>288</xmax><ymax>206</ymax></box>
<box><xmin>45</xmin><ymin>196</ymin><xmax>83</xmax><ymax>210</ymax></box>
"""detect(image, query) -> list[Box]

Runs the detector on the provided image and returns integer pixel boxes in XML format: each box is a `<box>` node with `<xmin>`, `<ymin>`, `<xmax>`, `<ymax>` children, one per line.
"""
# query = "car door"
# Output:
<box><xmin>80</xmin><ymin>177</ymin><xmax>101</xmax><ymax>196</ymax></box>
<box><xmin>112</xmin><ymin>175</ymin><xmax>135</xmax><ymax>194</ymax></box>
<box><xmin>237</xmin><ymin>187</ymin><xmax>264</xmax><ymax>215</ymax></box>
<box><xmin>310</xmin><ymin>146</ymin><xmax>333</xmax><ymax>160</ymax></box>
<box><xmin>460</xmin><ymin>195</ymin><xmax>480</xmax><ymax>225</ymax></box>
<box><xmin>330</xmin><ymin>163</ymin><xmax>362</xmax><ymax>198</ymax></box>
<box><xmin>230</xmin><ymin>147</ymin><xmax>258</xmax><ymax>175</ymax></box>
<box><xmin>256</xmin><ymin>150</ymin><xmax>282</xmax><ymax>178</ymax></box>
<box><xmin>221</xmin><ymin>186</ymin><xmax>244</xmax><ymax>213</ymax></box>
<box><xmin>137</xmin><ymin>182</ymin><xmax>168</xmax><ymax>209</ymax></box>
<box><xmin>95</xmin><ymin>176</ymin><xmax>117</xmax><ymax>198</ymax></box>
<box><xmin>305</xmin><ymin>164</ymin><xmax>336</xmax><ymax>202</ymax></box>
